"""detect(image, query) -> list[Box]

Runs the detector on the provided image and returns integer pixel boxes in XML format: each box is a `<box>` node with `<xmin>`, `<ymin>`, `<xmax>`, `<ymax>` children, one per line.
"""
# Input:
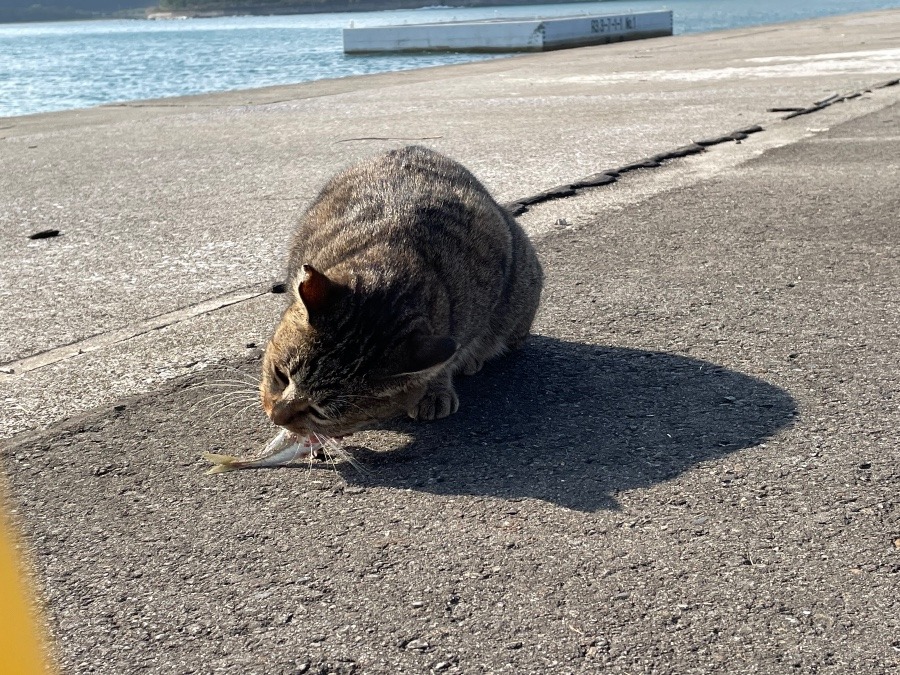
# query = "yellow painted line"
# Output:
<box><xmin>0</xmin><ymin>497</ymin><xmax>55</xmax><ymax>674</ymax></box>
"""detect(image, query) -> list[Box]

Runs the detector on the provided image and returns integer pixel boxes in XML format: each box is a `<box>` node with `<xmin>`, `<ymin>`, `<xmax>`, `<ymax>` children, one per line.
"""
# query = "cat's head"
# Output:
<box><xmin>260</xmin><ymin>264</ymin><xmax>457</xmax><ymax>438</ymax></box>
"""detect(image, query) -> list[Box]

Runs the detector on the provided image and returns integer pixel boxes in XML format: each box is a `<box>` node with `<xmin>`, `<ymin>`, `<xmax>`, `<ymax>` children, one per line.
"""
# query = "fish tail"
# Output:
<box><xmin>205</xmin><ymin>463</ymin><xmax>239</xmax><ymax>475</ymax></box>
<box><xmin>202</xmin><ymin>452</ymin><xmax>243</xmax><ymax>474</ymax></box>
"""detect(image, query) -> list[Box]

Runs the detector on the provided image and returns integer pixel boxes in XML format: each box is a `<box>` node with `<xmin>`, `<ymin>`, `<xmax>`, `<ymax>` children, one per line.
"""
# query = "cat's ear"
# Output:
<box><xmin>297</xmin><ymin>264</ymin><xmax>343</xmax><ymax>317</ymax></box>
<box><xmin>397</xmin><ymin>334</ymin><xmax>458</xmax><ymax>376</ymax></box>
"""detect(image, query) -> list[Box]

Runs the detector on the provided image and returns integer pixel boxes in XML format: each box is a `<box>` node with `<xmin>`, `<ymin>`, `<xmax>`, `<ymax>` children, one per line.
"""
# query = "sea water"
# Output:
<box><xmin>0</xmin><ymin>0</ymin><xmax>896</xmax><ymax>117</ymax></box>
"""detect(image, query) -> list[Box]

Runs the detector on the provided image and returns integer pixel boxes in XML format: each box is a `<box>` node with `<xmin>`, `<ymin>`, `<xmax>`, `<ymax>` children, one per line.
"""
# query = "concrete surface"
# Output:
<box><xmin>1</xmin><ymin>9</ymin><xmax>899</xmax><ymax>675</ymax></box>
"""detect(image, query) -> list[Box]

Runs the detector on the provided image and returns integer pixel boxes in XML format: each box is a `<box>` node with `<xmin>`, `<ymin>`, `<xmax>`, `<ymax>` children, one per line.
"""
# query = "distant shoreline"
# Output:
<box><xmin>149</xmin><ymin>0</ymin><xmax>604</xmax><ymax>20</ymax></box>
<box><xmin>0</xmin><ymin>0</ymin><xmax>604</xmax><ymax>24</ymax></box>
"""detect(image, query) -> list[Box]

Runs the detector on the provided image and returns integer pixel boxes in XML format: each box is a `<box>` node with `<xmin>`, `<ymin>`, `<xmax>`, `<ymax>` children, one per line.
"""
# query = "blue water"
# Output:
<box><xmin>1</xmin><ymin>0</ymin><xmax>897</xmax><ymax>118</ymax></box>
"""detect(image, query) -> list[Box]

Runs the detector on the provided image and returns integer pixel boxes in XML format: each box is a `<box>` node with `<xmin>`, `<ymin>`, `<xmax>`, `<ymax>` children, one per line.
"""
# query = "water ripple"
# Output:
<box><xmin>1</xmin><ymin>0</ymin><xmax>895</xmax><ymax>118</ymax></box>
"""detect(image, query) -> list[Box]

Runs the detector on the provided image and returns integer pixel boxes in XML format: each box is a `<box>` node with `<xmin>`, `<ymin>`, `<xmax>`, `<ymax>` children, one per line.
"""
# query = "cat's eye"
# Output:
<box><xmin>307</xmin><ymin>404</ymin><xmax>330</xmax><ymax>424</ymax></box>
<box><xmin>273</xmin><ymin>365</ymin><xmax>291</xmax><ymax>387</ymax></box>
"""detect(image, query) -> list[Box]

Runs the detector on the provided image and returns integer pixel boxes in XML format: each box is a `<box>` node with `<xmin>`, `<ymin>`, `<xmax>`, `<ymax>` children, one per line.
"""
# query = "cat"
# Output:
<box><xmin>260</xmin><ymin>145</ymin><xmax>542</xmax><ymax>440</ymax></box>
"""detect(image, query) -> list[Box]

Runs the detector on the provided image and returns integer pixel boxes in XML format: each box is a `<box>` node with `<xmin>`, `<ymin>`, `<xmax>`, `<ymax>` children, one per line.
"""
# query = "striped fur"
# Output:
<box><xmin>260</xmin><ymin>146</ymin><xmax>542</xmax><ymax>437</ymax></box>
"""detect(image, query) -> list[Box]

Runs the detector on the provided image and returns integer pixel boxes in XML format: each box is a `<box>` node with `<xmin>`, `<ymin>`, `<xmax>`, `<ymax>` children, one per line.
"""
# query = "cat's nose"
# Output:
<box><xmin>270</xmin><ymin>404</ymin><xmax>294</xmax><ymax>427</ymax></box>
<box><xmin>270</xmin><ymin>399</ymin><xmax>310</xmax><ymax>428</ymax></box>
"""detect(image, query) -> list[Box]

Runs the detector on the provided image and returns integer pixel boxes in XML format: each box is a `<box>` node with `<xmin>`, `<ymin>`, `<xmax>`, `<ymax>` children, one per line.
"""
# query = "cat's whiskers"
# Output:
<box><xmin>185</xmin><ymin>380</ymin><xmax>258</xmax><ymax>396</ymax></box>
<box><xmin>319</xmin><ymin>436</ymin><xmax>369</xmax><ymax>476</ymax></box>
<box><xmin>304</xmin><ymin>444</ymin><xmax>317</xmax><ymax>476</ymax></box>
<box><xmin>320</xmin><ymin>443</ymin><xmax>340</xmax><ymax>474</ymax></box>
<box><xmin>189</xmin><ymin>389</ymin><xmax>258</xmax><ymax>413</ymax></box>
<box><xmin>212</xmin><ymin>363</ymin><xmax>259</xmax><ymax>382</ymax></box>
<box><xmin>327</xmin><ymin>394</ymin><xmax>373</xmax><ymax>419</ymax></box>
<box><xmin>186</xmin><ymin>369</ymin><xmax>263</xmax><ymax>418</ymax></box>
<box><xmin>212</xmin><ymin>397</ymin><xmax>261</xmax><ymax>415</ymax></box>
<box><xmin>339</xmin><ymin>449</ymin><xmax>370</xmax><ymax>476</ymax></box>
<box><xmin>204</xmin><ymin>371</ymin><xmax>257</xmax><ymax>382</ymax></box>
<box><xmin>206</xmin><ymin>378</ymin><xmax>257</xmax><ymax>388</ymax></box>
<box><xmin>191</xmin><ymin>395</ymin><xmax>261</xmax><ymax>423</ymax></box>
<box><xmin>321</xmin><ymin>403</ymin><xmax>343</xmax><ymax>421</ymax></box>
<box><xmin>200</xmin><ymin>373</ymin><xmax>259</xmax><ymax>386</ymax></box>
<box><xmin>227</xmin><ymin>401</ymin><xmax>265</xmax><ymax>419</ymax></box>
<box><xmin>213</xmin><ymin>397</ymin><xmax>264</xmax><ymax>417</ymax></box>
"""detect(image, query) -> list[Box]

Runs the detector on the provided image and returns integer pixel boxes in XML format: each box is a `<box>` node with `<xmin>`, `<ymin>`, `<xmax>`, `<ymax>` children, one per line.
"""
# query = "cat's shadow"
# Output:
<box><xmin>342</xmin><ymin>335</ymin><xmax>797</xmax><ymax>512</ymax></box>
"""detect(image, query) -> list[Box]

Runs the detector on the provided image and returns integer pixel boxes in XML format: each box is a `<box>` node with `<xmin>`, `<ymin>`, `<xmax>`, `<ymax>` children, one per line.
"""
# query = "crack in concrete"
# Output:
<box><xmin>335</xmin><ymin>136</ymin><xmax>445</xmax><ymax>144</ymax></box>
<box><xmin>502</xmin><ymin>128</ymin><xmax>762</xmax><ymax>217</ymax></box>
<box><xmin>504</xmin><ymin>78</ymin><xmax>897</xmax><ymax>216</ymax></box>
<box><xmin>0</xmin><ymin>286</ymin><xmax>270</xmax><ymax>381</ymax></box>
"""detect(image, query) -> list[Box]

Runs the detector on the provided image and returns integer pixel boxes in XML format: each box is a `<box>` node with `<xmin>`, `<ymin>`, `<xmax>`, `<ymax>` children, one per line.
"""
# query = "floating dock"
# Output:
<box><xmin>343</xmin><ymin>10</ymin><xmax>673</xmax><ymax>54</ymax></box>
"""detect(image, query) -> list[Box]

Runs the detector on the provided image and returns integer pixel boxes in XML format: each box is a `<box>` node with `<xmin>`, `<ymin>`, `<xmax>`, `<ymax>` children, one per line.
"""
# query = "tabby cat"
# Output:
<box><xmin>260</xmin><ymin>145</ymin><xmax>542</xmax><ymax>439</ymax></box>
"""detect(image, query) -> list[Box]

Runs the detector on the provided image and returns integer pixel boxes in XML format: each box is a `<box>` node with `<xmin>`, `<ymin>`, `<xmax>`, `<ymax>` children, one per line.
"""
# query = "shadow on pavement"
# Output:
<box><xmin>345</xmin><ymin>335</ymin><xmax>797</xmax><ymax>512</ymax></box>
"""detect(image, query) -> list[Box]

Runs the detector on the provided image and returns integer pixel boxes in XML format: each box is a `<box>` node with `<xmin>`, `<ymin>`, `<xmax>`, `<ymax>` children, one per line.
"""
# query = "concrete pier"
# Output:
<box><xmin>1</xmin><ymin>10</ymin><xmax>899</xmax><ymax>675</ymax></box>
<box><xmin>343</xmin><ymin>10</ymin><xmax>673</xmax><ymax>53</ymax></box>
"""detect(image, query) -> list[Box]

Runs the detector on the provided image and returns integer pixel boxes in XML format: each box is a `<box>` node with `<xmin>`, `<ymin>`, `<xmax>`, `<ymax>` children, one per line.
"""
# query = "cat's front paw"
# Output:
<box><xmin>409</xmin><ymin>380</ymin><xmax>459</xmax><ymax>421</ymax></box>
<box><xmin>459</xmin><ymin>352</ymin><xmax>484</xmax><ymax>376</ymax></box>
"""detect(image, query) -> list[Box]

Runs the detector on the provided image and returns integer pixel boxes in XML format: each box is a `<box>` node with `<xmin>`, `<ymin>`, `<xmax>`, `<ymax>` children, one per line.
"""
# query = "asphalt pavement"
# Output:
<box><xmin>1</xmin><ymin>9</ymin><xmax>899</xmax><ymax>675</ymax></box>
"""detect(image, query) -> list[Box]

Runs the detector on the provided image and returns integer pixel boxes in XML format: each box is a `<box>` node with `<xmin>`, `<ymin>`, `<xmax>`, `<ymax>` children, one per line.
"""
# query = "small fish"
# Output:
<box><xmin>202</xmin><ymin>428</ymin><xmax>328</xmax><ymax>474</ymax></box>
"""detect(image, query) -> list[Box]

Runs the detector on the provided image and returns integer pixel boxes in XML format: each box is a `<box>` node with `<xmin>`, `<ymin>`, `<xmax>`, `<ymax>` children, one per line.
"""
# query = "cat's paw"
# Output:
<box><xmin>410</xmin><ymin>381</ymin><xmax>459</xmax><ymax>421</ymax></box>
<box><xmin>460</xmin><ymin>352</ymin><xmax>484</xmax><ymax>376</ymax></box>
